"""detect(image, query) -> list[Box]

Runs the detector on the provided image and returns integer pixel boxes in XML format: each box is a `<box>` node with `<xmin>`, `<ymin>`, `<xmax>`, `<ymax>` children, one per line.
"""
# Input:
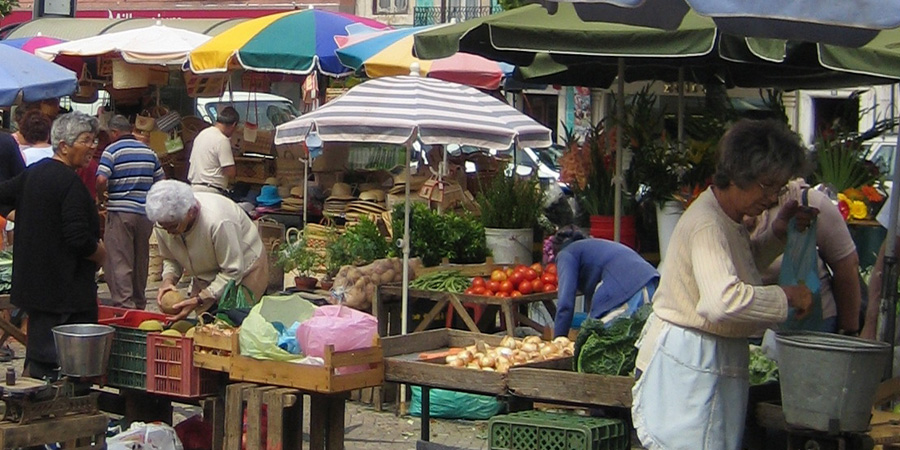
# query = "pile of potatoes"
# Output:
<box><xmin>444</xmin><ymin>336</ymin><xmax>574</xmax><ymax>373</ymax></box>
<box><xmin>333</xmin><ymin>258</ymin><xmax>406</xmax><ymax>310</ymax></box>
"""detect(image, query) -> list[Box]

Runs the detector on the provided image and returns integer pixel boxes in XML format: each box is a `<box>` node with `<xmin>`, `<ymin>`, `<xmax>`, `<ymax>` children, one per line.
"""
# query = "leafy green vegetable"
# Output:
<box><xmin>574</xmin><ymin>305</ymin><xmax>650</xmax><ymax>376</ymax></box>
<box><xmin>0</xmin><ymin>250</ymin><xmax>11</xmax><ymax>294</ymax></box>
<box><xmin>476</xmin><ymin>174</ymin><xmax>544</xmax><ymax>229</ymax></box>
<box><xmin>749</xmin><ymin>345</ymin><xmax>779</xmax><ymax>385</ymax></box>
<box><xmin>391</xmin><ymin>203</ymin><xmax>488</xmax><ymax>267</ymax></box>
<box><xmin>326</xmin><ymin>218</ymin><xmax>390</xmax><ymax>268</ymax></box>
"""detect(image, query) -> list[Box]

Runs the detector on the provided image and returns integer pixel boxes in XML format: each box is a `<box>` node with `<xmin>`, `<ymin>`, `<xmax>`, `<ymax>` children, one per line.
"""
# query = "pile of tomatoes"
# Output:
<box><xmin>464</xmin><ymin>263</ymin><xmax>558</xmax><ymax>297</ymax></box>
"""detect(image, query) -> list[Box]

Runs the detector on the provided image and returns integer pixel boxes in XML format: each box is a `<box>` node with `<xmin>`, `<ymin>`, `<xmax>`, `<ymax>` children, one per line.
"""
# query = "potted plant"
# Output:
<box><xmin>275</xmin><ymin>237</ymin><xmax>319</xmax><ymax>290</ymax></box>
<box><xmin>475</xmin><ymin>174</ymin><xmax>544</xmax><ymax>264</ymax></box>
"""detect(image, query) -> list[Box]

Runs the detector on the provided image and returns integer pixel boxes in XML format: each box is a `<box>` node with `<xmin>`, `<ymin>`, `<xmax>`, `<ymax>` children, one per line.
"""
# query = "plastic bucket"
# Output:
<box><xmin>52</xmin><ymin>324</ymin><xmax>115</xmax><ymax>377</ymax></box>
<box><xmin>589</xmin><ymin>215</ymin><xmax>637</xmax><ymax>250</ymax></box>
<box><xmin>776</xmin><ymin>331</ymin><xmax>890</xmax><ymax>432</ymax></box>
<box><xmin>485</xmin><ymin>228</ymin><xmax>533</xmax><ymax>265</ymax></box>
<box><xmin>655</xmin><ymin>201</ymin><xmax>684</xmax><ymax>262</ymax></box>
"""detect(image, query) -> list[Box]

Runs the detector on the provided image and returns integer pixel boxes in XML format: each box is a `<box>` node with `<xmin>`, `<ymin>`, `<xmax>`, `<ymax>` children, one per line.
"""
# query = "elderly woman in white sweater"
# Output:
<box><xmin>631</xmin><ymin>119</ymin><xmax>814</xmax><ymax>450</ymax></box>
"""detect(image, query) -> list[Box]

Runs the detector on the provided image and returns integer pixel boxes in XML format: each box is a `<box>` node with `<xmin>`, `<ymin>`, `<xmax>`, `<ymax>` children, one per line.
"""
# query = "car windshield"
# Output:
<box><xmin>206</xmin><ymin>101</ymin><xmax>299</xmax><ymax>130</ymax></box>
<box><xmin>534</xmin><ymin>145</ymin><xmax>564</xmax><ymax>171</ymax></box>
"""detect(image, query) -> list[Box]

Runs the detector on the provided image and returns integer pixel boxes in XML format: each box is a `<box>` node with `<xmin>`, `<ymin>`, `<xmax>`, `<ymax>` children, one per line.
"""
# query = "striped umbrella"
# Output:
<box><xmin>275</xmin><ymin>75</ymin><xmax>550</xmax><ymax>336</ymax></box>
<box><xmin>187</xmin><ymin>9</ymin><xmax>389</xmax><ymax>76</ymax></box>
<box><xmin>274</xmin><ymin>75</ymin><xmax>551</xmax><ymax>149</ymax></box>
<box><xmin>35</xmin><ymin>23</ymin><xmax>210</xmax><ymax>65</ymax></box>
<box><xmin>335</xmin><ymin>26</ymin><xmax>514</xmax><ymax>90</ymax></box>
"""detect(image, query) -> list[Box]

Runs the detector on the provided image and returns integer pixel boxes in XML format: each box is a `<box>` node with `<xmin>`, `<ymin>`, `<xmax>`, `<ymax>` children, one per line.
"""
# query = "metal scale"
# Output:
<box><xmin>0</xmin><ymin>372</ymin><xmax>99</xmax><ymax>425</ymax></box>
<box><xmin>786</xmin><ymin>429</ymin><xmax>875</xmax><ymax>450</ymax></box>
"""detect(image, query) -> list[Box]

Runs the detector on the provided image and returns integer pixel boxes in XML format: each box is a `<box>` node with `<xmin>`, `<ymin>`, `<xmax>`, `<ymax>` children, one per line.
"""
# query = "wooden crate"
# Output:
<box><xmin>506</xmin><ymin>367</ymin><xmax>634</xmax><ymax>408</ymax></box>
<box><xmin>382</xmin><ymin>329</ymin><xmax>571</xmax><ymax>396</ymax></box>
<box><xmin>234</xmin><ymin>156</ymin><xmax>275</xmax><ymax>184</ymax></box>
<box><xmin>193</xmin><ymin>330</ymin><xmax>239</xmax><ymax>372</ymax></box>
<box><xmin>0</xmin><ymin>413</ymin><xmax>108</xmax><ymax>449</ymax></box>
<box><xmin>229</xmin><ymin>338</ymin><xmax>384</xmax><ymax>393</ymax></box>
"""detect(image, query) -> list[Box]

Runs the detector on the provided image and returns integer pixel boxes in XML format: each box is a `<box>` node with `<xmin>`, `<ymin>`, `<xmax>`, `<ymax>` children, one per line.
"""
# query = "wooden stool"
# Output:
<box><xmin>225</xmin><ymin>383</ymin><xmax>303</xmax><ymax>450</ymax></box>
<box><xmin>0</xmin><ymin>413</ymin><xmax>107</xmax><ymax>449</ymax></box>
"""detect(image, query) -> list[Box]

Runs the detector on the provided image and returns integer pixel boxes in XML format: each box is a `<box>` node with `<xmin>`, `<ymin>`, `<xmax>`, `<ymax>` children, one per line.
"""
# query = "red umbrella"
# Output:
<box><xmin>1</xmin><ymin>36</ymin><xmax>82</xmax><ymax>71</ymax></box>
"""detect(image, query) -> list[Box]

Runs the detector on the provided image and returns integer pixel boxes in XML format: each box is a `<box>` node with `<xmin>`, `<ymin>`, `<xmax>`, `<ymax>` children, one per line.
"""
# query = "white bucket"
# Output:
<box><xmin>485</xmin><ymin>228</ymin><xmax>533</xmax><ymax>265</ymax></box>
<box><xmin>656</xmin><ymin>200</ymin><xmax>684</xmax><ymax>262</ymax></box>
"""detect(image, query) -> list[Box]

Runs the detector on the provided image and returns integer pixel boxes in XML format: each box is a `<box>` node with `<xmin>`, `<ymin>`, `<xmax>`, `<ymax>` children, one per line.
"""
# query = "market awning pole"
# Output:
<box><xmin>878</xmin><ymin>130</ymin><xmax>900</xmax><ymax>379</ymax></box>
<box><xmin>678</xmin><ymin>67</ymin><xmax>685</xmax><ymax>152</ymax></box>
<box><xmin>401</xmin><ymin>136</ymin><xmax>413</xmax><ymax>336</ymax></box>
<box><xmin>303</xmin><ymin>156</ymin><xmax>309</xmax><ymax>225</ymax></box>
<box><xmin>614</xmin><ymin>58</ymin><xmax>624</xmax><ymax>242</ymax></box>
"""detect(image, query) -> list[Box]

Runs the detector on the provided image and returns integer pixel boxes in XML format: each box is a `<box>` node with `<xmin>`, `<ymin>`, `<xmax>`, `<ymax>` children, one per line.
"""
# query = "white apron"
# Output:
<box><xmin>632</xmin><ymin>315</ymin><xmax>750</xmax><ymax>450</ymax></box>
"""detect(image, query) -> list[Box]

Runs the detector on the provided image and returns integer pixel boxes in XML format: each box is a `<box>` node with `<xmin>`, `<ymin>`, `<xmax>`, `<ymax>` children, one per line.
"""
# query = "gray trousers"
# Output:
<box><xmin>103</xmin><ymin>211</ymin><xmax>153</xmax><ymax>309</ymax></box>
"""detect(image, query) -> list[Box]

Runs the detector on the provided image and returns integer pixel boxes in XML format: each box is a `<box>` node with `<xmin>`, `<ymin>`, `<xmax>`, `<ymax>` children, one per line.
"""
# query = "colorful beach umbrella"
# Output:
<box><xmin>0</xmin><ymin>45</ymin><xmax>77</xmax><ymax>106</ymax></box>
<box><xmin>188</xmin><ymin>9</ymin><xmax>389</xmax><ymax>76</ymax></box>
<box><xmin>0</xmin><ymin>36</ymin><xmax>84</xmax><ymax>71</ymax></box>
<box><xmin>336</xmin><ymin>26</ymin><xmax>514</xmax><ymax>90</ymax></box>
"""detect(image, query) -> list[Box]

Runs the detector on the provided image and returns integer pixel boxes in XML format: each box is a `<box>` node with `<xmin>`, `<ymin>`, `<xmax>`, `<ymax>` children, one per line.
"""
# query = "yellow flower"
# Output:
<box><xmin>837</xmin><ymin>193</ymin><xmax>849</xmax><ymax>203</ymax></box>
<box><xmin>850</xmin><ymin>200</ymin><xmax>869</xmax><ymax>220</ymax></box>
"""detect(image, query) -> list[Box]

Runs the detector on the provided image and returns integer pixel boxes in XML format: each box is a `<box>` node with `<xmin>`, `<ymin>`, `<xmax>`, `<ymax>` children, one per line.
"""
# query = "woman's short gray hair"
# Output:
<box><xmin>146</xmin><ymin>180</ymin><xmax>198</xmax><ymax>223</ymax></box>
<box><xmin>50</xmin><ymin>111</ymin><xmax>98</xmax><ymax>153</ymax></box>
<box><xmin>712</xmin><ymin>119</ymin><xmax>808</xmax><ymax>190</ymax></box>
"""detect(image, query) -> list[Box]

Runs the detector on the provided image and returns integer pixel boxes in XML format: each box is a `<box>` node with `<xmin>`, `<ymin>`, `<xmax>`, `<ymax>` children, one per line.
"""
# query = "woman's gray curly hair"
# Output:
<box><xmin>145</xmin><ymin>180</ymin><xmax>198</xmax><ymax>223</ymax></box>
<box><xmin>51</xmin><ymin>111</ymin><xmax>98</xmax><ymax>153</ymax></box>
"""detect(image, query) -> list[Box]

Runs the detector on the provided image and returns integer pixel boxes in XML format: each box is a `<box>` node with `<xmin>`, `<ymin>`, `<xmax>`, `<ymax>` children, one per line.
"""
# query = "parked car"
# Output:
<box><xmin>196</xmin><ymin>92</ymin><xmax>299</xmax><ymax>130</ymax></box>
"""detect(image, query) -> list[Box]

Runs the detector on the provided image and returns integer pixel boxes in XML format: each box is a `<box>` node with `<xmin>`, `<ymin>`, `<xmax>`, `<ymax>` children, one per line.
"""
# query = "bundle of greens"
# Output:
<box><xmin>574</xmin><ymin>305</ymin><xmax>650</xmax><ymax>376</ymax></box>
<box><xmin>0</xmin><ymin>251</ymin><xmax>11</xmax><ymax>294</ymax></box>
<box><xmin>409</xmin><ymin>270</ymin><xmax>470</xmax><ymax>293</ymax></box>
<box><xmin>749</xmin><ymin>345</ymin><xmax>779</xmax><ymax>385</ymax></box>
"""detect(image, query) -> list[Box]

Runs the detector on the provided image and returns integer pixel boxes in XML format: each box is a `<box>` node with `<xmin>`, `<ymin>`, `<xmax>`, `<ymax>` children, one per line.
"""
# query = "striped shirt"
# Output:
<box><xmin>96</xmin><ymin>137</ymin><xmax>164</xmax><ymax>215</ymax></box>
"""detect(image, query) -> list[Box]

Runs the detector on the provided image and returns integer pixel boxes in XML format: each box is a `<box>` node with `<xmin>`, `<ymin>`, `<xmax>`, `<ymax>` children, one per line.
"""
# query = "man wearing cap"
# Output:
<box><xmin>189</xmin><ymin>106</ymin><xmax>238</xmax><ymax>196</ymax></box>
<box><xmin>96</xmin><ymin>115</ymin><xmax>165</xmax><ymax>310</ymax></box>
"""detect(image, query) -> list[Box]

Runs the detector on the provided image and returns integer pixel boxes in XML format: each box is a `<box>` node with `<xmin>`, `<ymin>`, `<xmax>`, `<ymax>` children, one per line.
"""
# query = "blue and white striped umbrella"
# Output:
<box><xmin>274</xmin><ymin>75</ymin><xmax>551</xmax><ymax>149</ymax></box>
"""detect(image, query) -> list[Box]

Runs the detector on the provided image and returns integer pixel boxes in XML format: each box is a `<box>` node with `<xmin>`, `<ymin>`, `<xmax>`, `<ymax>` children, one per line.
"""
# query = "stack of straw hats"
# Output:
<box><xmin>324</xmin><ymin>182</ymin><xmax>355</xmax><ymax>216</ymax></box>
<box><xmin>281</xmin><ymin>186</ymin><xmax>304</xmax><ymax>212</ymax></box>
<box><xmin>346</xmin><ymin>189</ymin><xmax>387</xmax><ymax>224</ymax></box>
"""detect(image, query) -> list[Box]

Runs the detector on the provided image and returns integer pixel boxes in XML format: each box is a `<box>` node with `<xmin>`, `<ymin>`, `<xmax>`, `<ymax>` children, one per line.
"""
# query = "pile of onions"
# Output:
<box><xmin>444</xmin><ymin>336</ymin><xmax>574</xmax><ymax>373</ymax></box>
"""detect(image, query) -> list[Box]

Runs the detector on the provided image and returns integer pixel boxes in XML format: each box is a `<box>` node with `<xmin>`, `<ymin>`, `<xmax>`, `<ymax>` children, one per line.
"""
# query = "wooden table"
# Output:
<box><xmin>375</xmin><ymin>284</ymin><xmax>557</xmax><ymax>336</ymax></box>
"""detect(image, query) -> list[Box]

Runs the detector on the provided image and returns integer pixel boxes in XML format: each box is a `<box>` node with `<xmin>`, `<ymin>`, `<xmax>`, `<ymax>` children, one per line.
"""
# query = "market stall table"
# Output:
<box><xmin>0</xmin><ymin>295</ymin><xmax>25</xmax><ymax>348</ymax></box>
<box><xmin>376</xmin><ymin>284</ymin><xmax>557</xmax><ymax>336</ymax></box>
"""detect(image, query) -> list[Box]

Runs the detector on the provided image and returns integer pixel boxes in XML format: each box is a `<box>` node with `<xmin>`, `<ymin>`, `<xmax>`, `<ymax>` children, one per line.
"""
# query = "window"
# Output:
<box><xmin>375</xmin><ymin>0</ymin><xmax>407</xmax><ymax>14</ymax></box>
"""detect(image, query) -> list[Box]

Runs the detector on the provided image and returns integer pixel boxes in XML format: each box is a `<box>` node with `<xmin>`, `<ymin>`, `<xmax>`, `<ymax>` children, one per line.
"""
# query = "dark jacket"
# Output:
<box><xmin>0</xmin><ymin>158</ymin><xmax>100</xmax><ymax>313</ymax></box>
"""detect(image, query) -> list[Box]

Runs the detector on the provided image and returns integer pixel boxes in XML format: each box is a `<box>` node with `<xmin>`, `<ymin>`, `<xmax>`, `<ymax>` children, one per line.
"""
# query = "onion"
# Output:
<box><xmin>457</xmin><ymin>350</ymin><xmax>473</xmax><ymax>363</ymax></box>
<box><xmin>552</xmin><ymin>336</ymin><xmax>571</xmax><ymax>346</ymax></box>
<box><xmin>446</xmin><ymin>355</ymin><xmax>459</xmax><ymax>364</ymax></box>
<box><xmin>482</xmin><ymin>367</ymin><xmax>495</xmax><ymax>372</ymax></box>
<box><xmin>496</xmin><ymin>362</ymin><xmax>510</xmax><ymax>373</ymax></box>
<box><xmin>521</xmin><ymin>343</ymin><xmax>538</xmax><ymax>353</ymax></box>
<box><xmin>500</xmin><ymin>336</ymin><xmax>517</xmax><ymax>349</ymax></box>
<box><xmin>449</xmin><ymin>359</ymin><xmax>465</xmax><ymax>368</ymax></box>
<box><xmin>524</xmin><ymin>336</ymin><xmax>542</xmax><ymax>345</ymax></box>
<box><xmin>540</xmin><ymin>343</ymin><xmax>559</xmax><ymax>357</ymax></box>
<box><xmin>480</xmin><ymin>356</ymin><xmax>496</xmax><ymax>368</ymax></box>
<box><xmin>497</xmin><ymin>347</ymin><xmax>514</xmax><ymax>357</ymax></box>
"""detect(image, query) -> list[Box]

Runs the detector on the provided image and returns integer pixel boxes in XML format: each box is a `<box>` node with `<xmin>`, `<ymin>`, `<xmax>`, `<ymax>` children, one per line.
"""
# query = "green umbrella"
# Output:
<box><xmin>413</xmin><ymin>3</ymin><xmax>900</xmax><ymax>88</ymax></box>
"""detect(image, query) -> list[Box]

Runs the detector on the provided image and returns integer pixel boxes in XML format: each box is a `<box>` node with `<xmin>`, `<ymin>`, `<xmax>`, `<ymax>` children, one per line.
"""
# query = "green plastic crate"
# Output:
<box><xmin>100</xmin><ymin>310</ymin><xmax>168</xmax><ymax>390</ymax></box>
<box><xmin>489</xmin><ymin>411</ymin><xmax>628</xmax><ymax>450</ymax></box>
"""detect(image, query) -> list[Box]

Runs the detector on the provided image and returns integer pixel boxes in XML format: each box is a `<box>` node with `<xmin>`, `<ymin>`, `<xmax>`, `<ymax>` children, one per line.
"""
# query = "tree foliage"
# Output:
<box><xmin>0</xmin><ymin>0</ymin><xmax>19</xmax><ymax>18</ymax></box>
<box><xmin>498</xmin><ymin>0</ymin><xmax>527</xmax><ymax>11</ymax></box>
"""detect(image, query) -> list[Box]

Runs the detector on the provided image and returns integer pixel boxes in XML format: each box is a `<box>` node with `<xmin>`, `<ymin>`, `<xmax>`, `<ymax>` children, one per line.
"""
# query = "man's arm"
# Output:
<box><xmin>829</xmin><ymin>252</ymin><xmax>862</xmax><ymax>333</ymax></box>
<box><xmin>95</xmin><ymin>174</ymin><xmax>108</xmax><ymax>203</ymax></box>
<box><xmin>222</xmin><ymin>165</ymin><xmax>236</xmax><ymax>182</ymax></box>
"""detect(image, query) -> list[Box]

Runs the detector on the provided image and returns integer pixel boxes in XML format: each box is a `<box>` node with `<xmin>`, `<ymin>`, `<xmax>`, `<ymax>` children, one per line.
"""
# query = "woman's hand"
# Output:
<box><xmin>782</xmin><ymin>284</ymin><xmax>813</xmax><ymax>320</ymax></box>
<box><xmin>772</xmin><ymin>200</ymin><xmax>819</xmax><ymax>240</ymax></box>
<box><xmin>170</xmin><ymin>296</ymin><xmax>200</xmax><ymax>321</ymax></box>
<box><xmin>156</xmin><ymin>278</ymin><xmax>177</xmax><ymax>305</ymax></box>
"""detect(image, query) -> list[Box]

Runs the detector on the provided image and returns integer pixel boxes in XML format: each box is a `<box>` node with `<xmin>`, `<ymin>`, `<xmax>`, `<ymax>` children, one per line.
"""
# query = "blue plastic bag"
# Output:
<box><xmin>409</xmin><ymin>386</ymin><xmax>502</xmax><ymax>420</ymax></box>
<box><xmin>778</xmin><ymin>214</ymin><xmax>824</xmax><ymax>331</ymax></box>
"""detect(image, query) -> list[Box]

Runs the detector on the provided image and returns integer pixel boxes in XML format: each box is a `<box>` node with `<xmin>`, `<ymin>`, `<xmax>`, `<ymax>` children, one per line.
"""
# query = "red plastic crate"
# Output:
<box><xmin>101</xmin><ymin>310</ymin><xmax>170</xmax><ymax>390</ymax></box>
<box><xmin>99</xmin><ymin>310</ymin><xmax>168</xmax><ymax>327</ymax></box>
<box><xmin>98</xmin><ymin>305</ymin><xmax>130</xmax><ymax>322</ymax></box>
<box><xmin>146</xmin><ymin>333</ymin><xmax>220</xmax><ymax>398</ymax></box>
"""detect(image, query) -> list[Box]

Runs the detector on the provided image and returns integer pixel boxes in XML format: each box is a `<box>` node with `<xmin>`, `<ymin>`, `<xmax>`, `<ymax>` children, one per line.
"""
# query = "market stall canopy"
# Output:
<box><xmin>4</xmin><ymin>18</ymin><xmax>246</xmax><ymax>41</ymax></box>
<box><xmin>539</xmin><ymin>0</ymin><xmax>900</xmax><ymax>46</ymax></box>
<box><xmin>35</xmin><ymin>22</ymin><xmax>211</xmax><ymax>65</ymax></box>
<box><xmin>412</xmin><ymin>3</ymin><xmax>900</xmax><ymax>89</ymax></box>
<box><xmin>0</xmin><ymin>45</ymin><xmax>77</xmax><ymax>106</ymax></box>
<box><xmin>187</xmin><ymin>9</ymin><xmax>390</xmax><ymax>76</ymax></box>
<box><xmin>274</xmin><ymin>75</ymin><xmax>552</xmax><ymax>149</ymax></box>
<box><xmin>335</xmin><ymin>25</ymin><xmax>514</xmax><ymax>90</ymax></box>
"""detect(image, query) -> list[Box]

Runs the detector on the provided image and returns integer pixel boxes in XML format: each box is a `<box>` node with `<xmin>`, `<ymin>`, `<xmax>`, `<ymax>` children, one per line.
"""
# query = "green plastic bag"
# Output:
<box><xmin>409</xmin><ymin>386</ymin><xmax>502</xmax><ymax>420</ymax></box>
<box><xmin>238</xmin><ymin>293</ymin><xmax>318</xmax><ymax>361</ymax></box>
<box><xmin>219</xmin><ymin>279</ymin><xmax>254</xmax><ymax>311</ymax></box>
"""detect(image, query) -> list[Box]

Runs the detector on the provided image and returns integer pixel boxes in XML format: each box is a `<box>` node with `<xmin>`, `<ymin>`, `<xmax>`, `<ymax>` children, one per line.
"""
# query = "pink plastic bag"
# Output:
<box><xmin>296</xmin><ymin>305</ymin><xmax>377</xmax><ymax>358</ymax></box>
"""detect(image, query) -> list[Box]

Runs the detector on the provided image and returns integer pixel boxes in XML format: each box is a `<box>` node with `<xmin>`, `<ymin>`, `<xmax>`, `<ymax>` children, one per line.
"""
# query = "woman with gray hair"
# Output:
<box><xmin>146</xmin><ymin>180</ymin><xmax>267</xmax><ymax>320</ymax></box>
<box><xmin>631</xmin><ymin>119</ymin><xmax>814</xmax><ymax>450</ymax></box>
<box><xmin>0</xmin><ymin>111</ymin><xmax>106</xmax><ymax>380</ymax></box>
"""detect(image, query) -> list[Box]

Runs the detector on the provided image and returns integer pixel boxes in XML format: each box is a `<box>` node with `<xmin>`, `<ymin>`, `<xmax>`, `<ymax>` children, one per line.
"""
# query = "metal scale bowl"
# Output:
<box><xmin>0</xmin><ymin>374</ymin><xmax>100</xmax><ymax>424</ymax></box>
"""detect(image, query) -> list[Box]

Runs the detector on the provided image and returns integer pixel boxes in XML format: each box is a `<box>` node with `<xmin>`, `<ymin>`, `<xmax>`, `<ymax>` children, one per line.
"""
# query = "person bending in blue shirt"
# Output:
<box><xmin>552</xmin><ymin>226</ymin><xmax>659</xmax><ymax>338</ymax></box>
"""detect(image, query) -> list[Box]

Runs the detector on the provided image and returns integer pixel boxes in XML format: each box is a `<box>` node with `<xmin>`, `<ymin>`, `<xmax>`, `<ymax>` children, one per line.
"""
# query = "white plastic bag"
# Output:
<box><xmin>107</xmin><ymin>422</ymin><xmax>184</xmax><ymax>450</ymax></box>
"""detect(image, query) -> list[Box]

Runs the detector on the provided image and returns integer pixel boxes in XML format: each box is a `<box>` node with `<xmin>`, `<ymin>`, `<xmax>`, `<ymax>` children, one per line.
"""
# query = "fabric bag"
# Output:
<box><xmin>136</xmin><ymin>110</ymin><xmax>156</xmax><ymax>132</ymax></box>
<box><xmin>779</xmin><ymin>190</ymin><xmax>824</xmax><ymax>331</ymax></box>
<box><xmin>71</xmin><ymin>65</ymin><xmax>99</xmax><ymax>103</ymax></box>
<box><xmin>243</xmin><ymin>91</ymin><xmax>259</xmax><ymax>143</ymax></box>
<box><xmin>156</xmin><ymin>110</ymin><xmax>182</xmax><ymax>133</ymax></box>
<box><xmin>164</xmin><ymin>131</ymin><xmax>184</xmax><ymax>154</ymax></box>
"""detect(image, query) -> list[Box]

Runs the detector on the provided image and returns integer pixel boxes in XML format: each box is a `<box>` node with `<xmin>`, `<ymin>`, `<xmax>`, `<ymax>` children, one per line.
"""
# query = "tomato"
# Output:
<box><xmin>496</xmin><ymin>291</ymin><xmax>509</xmax><ymax>298</ymax></box>
<box><xmin>464</xmin><ymin>288</ymin><xmax>475</xmax><ymax>295</ymax></box>
<box><xmin>472</xmin><ymin>277</ymin><xmax>486</xmax><ymax>288</ymax></box>
<box><xmin>506</xmin><ymin>268</ymin><xmax>515</xmax><ymax>277</ymax></box>
<box><xmin>484</xmin><ymin>290</ymin><xmax>495</xmax><ymax>297</ymax></box>
<box><xmin>530</xmin><ymin>263</ymin><xmax>543</xmax><ymax>275</ymax></box>
<box><xmin>546</xmin><ymin>263</ymin><xmax>557</xmax><ymax>275</ymax></box>
<box><xmin>518</xmin><ymin>280</ymin><xmax>533</xmax><ymax>295</ymax></box>
<box><xmin>511</xmin><ymin>291</ymin><xmax>523</xmax><ymax>298</ymax></box>
<box><xmin>515</xmin><ymin>264</ymin><xmax>528</xmax><ymax>273</ymax></box>
<box><xmin>490</xmin><ymin>270</ymin><xmax>507</xmax><ymax>283</ymax></box>
<box><xmin>509</xmin><ymin>271</ymin><xmax>525</xmax><ymax>286</ymax></box>
<box><xmin>488</xmin><ymin>280</ymin><xmax>501</xmax><ymax>293</ymax></box>
<box><xmin>524</xmin><ymin>268</ymin><xmax>538</xmax><ymax>281</ymax></box>
<box><xmin>541</xmin><ymin>272</ymin><xmax>557</xmax><ymax>285</ymax></box>
<box><xmin>499</xmin><ymin>280</ymin><xmax>514</xmax><ymax>294</ymax></box>
<box><xmin>542</xmin><ymin>283</ymin><xmax>556</xmax><ymax>292</ymax></box>
<box><xmin>531</xmin><ymin>279</ymin><xmax>544</xmax><ymax>292</ymax></box>
<box><xmin>472</xmin><ymin>286</ymin><xmax>486</xmax><ymax>295</ymax></box>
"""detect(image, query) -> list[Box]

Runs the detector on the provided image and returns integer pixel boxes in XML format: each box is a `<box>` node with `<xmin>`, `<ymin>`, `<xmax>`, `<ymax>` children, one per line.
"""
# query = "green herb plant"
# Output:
<box><xmin>326</xmin><ymin>217</ymin><xmax>391</xmax><ymax>269</ymax></box>
<box><xmin>476</xmin><ymin>174</ymin><xmax>544</xmax><ymax>229</ymax></box>
<box><xmin>275</xmin><ymin>237</ymin><xmax>318</xmax><ymax>278</ymax></box>
<box><xmin>391</xmin><ymin>203</ymin><xmax>488</xmax><ymax>267</ymax></box>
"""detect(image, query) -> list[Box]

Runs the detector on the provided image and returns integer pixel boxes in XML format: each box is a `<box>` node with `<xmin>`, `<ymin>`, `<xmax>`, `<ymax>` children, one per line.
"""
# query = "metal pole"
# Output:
<box><xmin>678</xmin><ymin>67</ymin><xmax>685</xmax><ymax>152</ymax></box>
<box><xmin>878</xmin><ymin>128</ymin><xmax>900</xmax><ymax>379</ymax></box>
<box><xmin>401</xmin><ymin>137</ymin><xmax>413</xmax><ymax>336</ymax></box>
<box><xmin>614</xmin><ymin>58</ymin><xmax>624</xmax><ymax>243</ymax></box>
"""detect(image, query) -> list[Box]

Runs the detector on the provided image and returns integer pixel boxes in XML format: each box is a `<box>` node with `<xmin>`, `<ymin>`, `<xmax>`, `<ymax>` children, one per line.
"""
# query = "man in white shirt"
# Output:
<box><xmin>188</xmin><ymin>106</ymin><xmax>238</xmax><ymax>195</ymax></box>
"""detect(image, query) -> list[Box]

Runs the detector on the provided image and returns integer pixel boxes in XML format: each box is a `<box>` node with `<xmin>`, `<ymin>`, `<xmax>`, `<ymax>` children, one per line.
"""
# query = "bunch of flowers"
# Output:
<box><xmin>558</xmin><ymin>121</ymin><xmax>623</xmax><ymax>216</ymax></box>
<box><xmin>837</xmin><ymin>185</ymin><xmax>886</xmax><ymax>221</ymax></box>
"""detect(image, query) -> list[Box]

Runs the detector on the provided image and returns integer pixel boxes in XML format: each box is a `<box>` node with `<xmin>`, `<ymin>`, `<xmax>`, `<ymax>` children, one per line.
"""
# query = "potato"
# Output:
<box><xmin>159</xmin><ymin>290</ymin><xmax>185</xmax><ymax>315</ymax></box>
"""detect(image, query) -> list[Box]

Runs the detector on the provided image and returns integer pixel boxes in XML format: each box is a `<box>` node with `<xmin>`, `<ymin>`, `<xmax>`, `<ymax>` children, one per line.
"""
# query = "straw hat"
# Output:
<box><xmin>359</xmin><ymin>189</ymin><xmax>386</xmax><ymax>203</ymax></box>
<box><xmin>347</xmin><ymin>200</ymin><xmax>387</xmax><ymax>214</ymax></box>
<box><xmin>393</xmin><ymin>172</ymin><xmax>409</xmax><ymax>186</ymax></box>
<box><xmin>265</xmin><ymin>177</ymin><xmax>278</xmax><ymax>186</ymax></box>
<box><xmin>326</xmin><ymin>182</ymin><xmax>355</xmax><ymax>201</ymax></box>
<box><xmin>290</xmin><ymin>186</ymin><xmax>303</xmax><ymax>197</ymax></box>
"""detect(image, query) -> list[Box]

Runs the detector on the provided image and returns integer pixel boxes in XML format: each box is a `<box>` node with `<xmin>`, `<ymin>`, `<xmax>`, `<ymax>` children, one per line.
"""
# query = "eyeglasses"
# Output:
<box><xmin>73</xmin><ymin>137</ymin><xmax>99</xmax><ymax>147</ymax></box>
<box><xmin>758</xmin><ymin>181</ymin><xmax>788</xmax><ymax>197</ymax></box>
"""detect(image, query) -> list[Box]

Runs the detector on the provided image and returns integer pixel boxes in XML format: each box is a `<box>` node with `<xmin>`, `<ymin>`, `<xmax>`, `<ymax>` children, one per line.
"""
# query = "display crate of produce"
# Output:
<box><xmin>192</xmin><ymin>328</ymin><xmax>239</xmax><ymax>372</ymax></box>
<box><xmin>99</xmin><ymin>310</ymin><xmax>169</xmax><ymax>390</ymax></box>
<box><xmin>382</xmin><ymin>329</ymin><xmax>572</xmax><ymax>396</ymax></box>
<box><xmin>507</xmin><ymin>367</ymin><xmax>635</xmax><ymax>408</ymax></box>
<box><xmin>97</xmin><ymin>305</ymin><xmax>130</xmax><ymax>322</ymax></box>
<box><xmin>489</xmin><ymin>410</ymin><xmax>628</xmax><ymax>450</ymax></box>
<box><xmin>228</xmin><ymin>336</ymin><xmax>384</xmax><ymax>393</ymax></box>
<box><xmin>146</xmin><ymin>333</ymin><xmax>223</xmax><ymax>398</ymax></box>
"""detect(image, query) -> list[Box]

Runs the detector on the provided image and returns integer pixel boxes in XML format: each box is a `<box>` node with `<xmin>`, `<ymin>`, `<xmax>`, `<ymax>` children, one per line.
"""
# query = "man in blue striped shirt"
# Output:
<box><xmin>96</xmin><ymin>115</ymin><xmax>165</xmax><ymax>309</ymax></box>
